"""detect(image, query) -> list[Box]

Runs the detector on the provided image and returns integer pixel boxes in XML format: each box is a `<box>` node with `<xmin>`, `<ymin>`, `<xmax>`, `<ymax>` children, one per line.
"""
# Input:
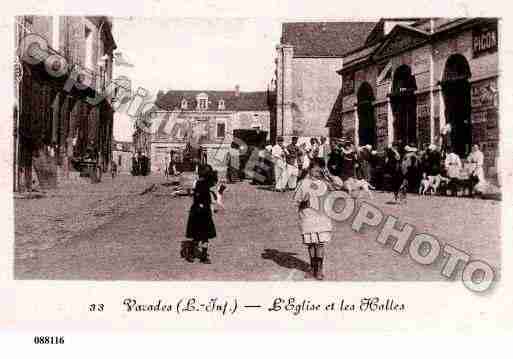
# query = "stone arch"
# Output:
<box><xmin>441</xmin><ymin>53</ymin><xmax>472</xmax><ymax>157</ymax></box>
<box><xmin>392</xmin><ymin>64</ymin><xmax>417</xmax><ymax>95</ymax></box>
<box><xmin>442</xmin><ymin>53</ymin><xmax>471</xmax><ymax>82</ymax></box>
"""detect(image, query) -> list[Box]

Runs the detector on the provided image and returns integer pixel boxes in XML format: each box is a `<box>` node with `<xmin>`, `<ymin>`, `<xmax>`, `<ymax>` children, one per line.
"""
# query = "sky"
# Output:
<box><xmin>111</xmin><ymin>17</ymin><xmax>282</xmax><ymax>141</ymax></box>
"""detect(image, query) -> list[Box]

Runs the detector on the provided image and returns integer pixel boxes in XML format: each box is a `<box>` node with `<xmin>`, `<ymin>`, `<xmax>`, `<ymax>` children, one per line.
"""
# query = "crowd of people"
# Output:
<box><xmin>252</xmin><ymin>136</ymin><xmax>488</xmax><ymax>200</ymax></box>
<box><xmin>251</xmin><ymin>136</ymin><xmax>331</xmax><ymax>191</ymax></box>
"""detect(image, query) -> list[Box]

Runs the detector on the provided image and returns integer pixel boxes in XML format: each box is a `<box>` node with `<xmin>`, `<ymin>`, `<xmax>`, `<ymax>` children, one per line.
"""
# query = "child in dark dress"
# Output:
<box><xmin>184</xmin><ymin>164</ymin><xmax>217</xmax><ymax>264</ymax></box>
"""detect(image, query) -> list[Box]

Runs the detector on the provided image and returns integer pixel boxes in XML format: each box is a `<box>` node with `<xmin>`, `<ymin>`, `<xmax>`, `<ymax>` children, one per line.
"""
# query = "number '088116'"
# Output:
<box><xmin>33</xmin><ymin>336</ymin><xmax>65</xmax><ymax>344</ymax></box>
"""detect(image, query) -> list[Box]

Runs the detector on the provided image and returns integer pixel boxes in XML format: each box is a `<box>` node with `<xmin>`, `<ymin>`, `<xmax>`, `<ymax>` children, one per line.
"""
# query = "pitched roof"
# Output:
<box><xmin>325</xmin><ymin>89</ymin><xmax>344</xmax><ymax>127</ymax></box>
<box><xmin>155</xmin><ymin>90</ymin><xmax>270</xmax><ymax>112</ymax></box>
<box><xmin>281</xmin><ymin>22</ymin><xmax>378</xmax><ymax>57</ymax></box>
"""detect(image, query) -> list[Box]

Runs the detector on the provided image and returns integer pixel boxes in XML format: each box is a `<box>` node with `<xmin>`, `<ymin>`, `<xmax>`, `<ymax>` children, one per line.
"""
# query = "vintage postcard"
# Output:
<box><xmin>2</xmin><ymin>0</ymin><xmax>513</xmax><ymax>346</ymax></box>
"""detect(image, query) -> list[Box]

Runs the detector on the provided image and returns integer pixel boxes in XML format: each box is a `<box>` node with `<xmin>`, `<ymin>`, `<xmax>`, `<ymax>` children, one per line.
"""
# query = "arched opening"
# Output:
<box><xmin>390</xmin><ymin>64</ymin><xmax>417</xmax><ymax>147</ymax></box>
<box><xmin>357</xmin><ymin>82</ymin><xmax>376</xmax><ymax>147</ymax></box>
<box><xmin>441</xmin><ymin>54</ymin><xmax>472</xmax><ymax>158</ymax></box>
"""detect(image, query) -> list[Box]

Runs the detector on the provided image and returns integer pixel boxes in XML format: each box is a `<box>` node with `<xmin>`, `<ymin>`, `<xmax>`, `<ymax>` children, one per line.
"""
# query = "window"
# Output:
<box><xmin>218</xmin><ymin>99</ymin><xmax>225</xmax><ymax>110</ymax></box>
<box><xmin>216</xmin><ymin>122</ymin><xmax>226</xmax><ymax>138</ymax></box>
<box><xmin>251</xmin><ymin>114</ymin><xmax>261</xmax><ymax>129</ymax></box>
<box><xmin>24</xmin><ymin>16</ymin><xmax>33</xmax><ymax>32</ymax></box>
<box><xmin>196</xmin><ymin>93</ymin><xmax>209</xmax><ymax>110</ymax></box>
<box><xmin>181</xmin><ymin>99</ymin><xmax>188</xmax><ymax>109</ymax></box>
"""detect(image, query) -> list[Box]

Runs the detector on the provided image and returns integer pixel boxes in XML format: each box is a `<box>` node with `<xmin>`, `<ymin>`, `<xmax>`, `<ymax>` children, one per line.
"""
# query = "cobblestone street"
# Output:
<box><xmin>14</xmin><ymin>178</ymin><xmax>501</xmax><ymax>283</ymax></box>
<box><xmin>14</xmin><ymin>174</ymin><xmax>163</xmax><ymax>261</ymax></box>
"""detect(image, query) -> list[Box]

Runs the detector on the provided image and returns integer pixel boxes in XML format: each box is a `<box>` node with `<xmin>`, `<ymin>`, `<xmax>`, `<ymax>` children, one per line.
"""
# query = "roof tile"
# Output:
<box><xmin>155</xmin><ymin>90</ymin><xmax>270</xmax><ymax>112</ymax></box>
<box><xmin>281</xmin><ymin>22</ymin><xmax>378</xmax><ymax>57</ymax></box>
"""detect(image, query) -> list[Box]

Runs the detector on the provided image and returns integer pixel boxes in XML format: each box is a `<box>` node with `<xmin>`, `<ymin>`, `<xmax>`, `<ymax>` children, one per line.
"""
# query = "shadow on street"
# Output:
<box><xmin>261</xmin><ymin>248</ymin><xmax>310</xmax><ymax>273</ymax></box>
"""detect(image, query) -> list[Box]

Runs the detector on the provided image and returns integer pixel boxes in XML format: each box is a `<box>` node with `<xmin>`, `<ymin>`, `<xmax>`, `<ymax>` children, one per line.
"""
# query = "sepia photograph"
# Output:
<box><xmin>12</xmin><ymin>15</ymin><xmax>501</xmax><ymax>291</ymax></box>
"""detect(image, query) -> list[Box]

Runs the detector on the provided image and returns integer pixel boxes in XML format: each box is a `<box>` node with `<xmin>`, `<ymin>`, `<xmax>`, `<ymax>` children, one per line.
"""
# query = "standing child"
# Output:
<box><xmin>293</xmin><ymin>158</ymin><xmax>333</xmax><ymax>280</ymax></box>
<box><xmin>184</xmin><ymin>164</ymin><xmax>217</xmax><ymax>264</ymax></box>
<box><xmin>111</xmin><ymin>162</ymin><xmax>117</xmax><ymax>178</ymax></box>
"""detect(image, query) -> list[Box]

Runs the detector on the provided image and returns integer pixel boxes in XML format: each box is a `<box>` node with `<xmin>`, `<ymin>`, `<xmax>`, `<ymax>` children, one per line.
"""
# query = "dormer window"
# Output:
<box><xmin>218</xmin><ymin>99</ymin><xmax>225</xmax><ymax>110</ymax></box>
<box><xmin>196</xmin><ymin>93</ymin><xmax>209</xmax><ymax>110</ymax></box>
<box><xmin>181</xmin><ymin>99</ymin><xmax>188</xmax><ymax>109</ymax></box>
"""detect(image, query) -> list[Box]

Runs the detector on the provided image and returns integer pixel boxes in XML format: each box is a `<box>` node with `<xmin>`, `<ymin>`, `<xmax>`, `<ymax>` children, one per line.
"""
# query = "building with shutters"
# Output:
<box><xmin>138</xmin><ymin>87</ymin><xmax>273</xmax><ymax>173</ymax></box>
<box><xmin>328</xmin><ymin>18</ymin><xmax>499</xmax><ymax>181</ymax></box>
<box><xmin>14</xmin><ymin>16</ymin><xmax>116</xmax><ymax>191</ymax></box>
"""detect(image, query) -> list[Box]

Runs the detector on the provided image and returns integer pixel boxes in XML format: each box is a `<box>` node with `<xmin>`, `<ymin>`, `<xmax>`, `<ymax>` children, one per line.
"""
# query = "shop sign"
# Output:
<box><xmin>417</xmin><ymin>103</ymin><xmax>430</xmax><ymax>118</ymax></box>
<box><xmin>471</xmin><ymin>111</ymin><xmax>486</xmax><ymax>124</ymax></box>
<box><xmin>375</xmin><ymin>104</ymin><xmax>388</xmax><ymax>146</ymax></box>
<box><xmin>471</xmin><ymin>81</ymin><xmax>497</xmax><ymax>108</ymax></box>
<box><xmin>417</xmin><ymin>98</ymin><xmax>430</xmax><ymax>146</ymax></box>
<box><xmin>342</xmin><ymin>72</ymin><xmax>355</xmax><ymax>96</ymax></box>
<box><xmin>15</xmin><ymin>56</ymin><xmax>23</xmax><ymax>84</ymax></box>
<box><xmin>487</xmin><ymin>128</ymin><xmax>499</xmax><ymax>141</ymax></box>
<box><xmin>377</xmin><ymin>126</ymin><xmax>387</xmax><ymax>138</ymax></box>
<box><xmin>473</xmin><ymin>25</ymin><xmax>498</xmax><ymax>57</ymax></box>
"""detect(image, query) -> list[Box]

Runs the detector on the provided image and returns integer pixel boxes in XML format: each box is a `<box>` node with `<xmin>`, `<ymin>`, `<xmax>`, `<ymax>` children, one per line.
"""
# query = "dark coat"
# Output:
<box><xmin>426</xmin><ymin>151</ymin><xmax>441</xmax><ymax>176</ymax></box>
<box><xmin>185</xmin><ymin>179</ymin><xmax>216</xmax><ymax>240</ymax></box>
<box><xmin>327</xmin><ymin>151</ymin><xmax>344</xmax><ymax>177</ymax></box>
<box><xmin>385</xmin><ymin>149</ymin><xmax>403</xmax><ymax>194</ymax></box>
<box><xmin>340</xmin><ymin>152</ymin><xmax>356</xmax><ymax>181</ymax></box>
<box><xmin>357</xmin><ymin>149</ymin><xmax>372</xmax><ymax>182</ymax></box>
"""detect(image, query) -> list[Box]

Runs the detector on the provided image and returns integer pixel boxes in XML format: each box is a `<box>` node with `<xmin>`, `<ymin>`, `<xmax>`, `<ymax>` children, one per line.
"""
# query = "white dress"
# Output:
<box><xmin>467</xmin><ymin>150</ymin><xmax>485</xmax><ymax>183</ymax></box>
<box><xmin>293</xmin><ymin>177</ymin><xmax>333</xmax><ymax>244</ymax></box>
<box><xmin>272</xmin><ymin>145</ymin><xmax>288</xmax><ymax>190</ymax></box>
<box><xmin>445</xmin><ymin>152</ymin><xmax>462</xmax><ymax>179</ymax></box>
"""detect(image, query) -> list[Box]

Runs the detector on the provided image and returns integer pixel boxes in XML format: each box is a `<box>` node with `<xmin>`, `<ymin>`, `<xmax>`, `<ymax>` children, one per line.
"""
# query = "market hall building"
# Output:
<box><xmin>329</xmin><ymin>18</ymin><xmax>499</xmax><ymax>181</ymax></box>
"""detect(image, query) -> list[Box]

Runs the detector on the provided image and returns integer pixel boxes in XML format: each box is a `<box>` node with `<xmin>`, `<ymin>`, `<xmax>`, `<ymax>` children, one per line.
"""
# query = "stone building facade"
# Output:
<box><xmin>275</xmin><ymin>22</ymin><xmax>377</xmax><ymax>142</ymax></box>
<box><xmin>330</xmin><ymin>18</ymin><xmax>499</xmax><ymax>180</ymax></box>
<box><xmin>14</xmin><ymin>16</ymin><xmax>116</xmax><ymax>190</ymax></box>
<box><xmin>140</xmin><ymin>88</ymin><xmax>272</xmax><ymax>173</ymax></box>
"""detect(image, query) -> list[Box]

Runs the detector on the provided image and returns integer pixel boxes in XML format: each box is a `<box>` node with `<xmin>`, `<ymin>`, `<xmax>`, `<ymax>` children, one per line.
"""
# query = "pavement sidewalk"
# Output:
<box><xmin>14</xmin><ymin>173</ymin><xmax>167</xmax><ymax>260</ymax></box>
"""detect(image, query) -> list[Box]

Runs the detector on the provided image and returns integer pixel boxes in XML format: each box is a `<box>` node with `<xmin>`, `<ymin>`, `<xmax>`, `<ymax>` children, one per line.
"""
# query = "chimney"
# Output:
<box><xmin>235</xmin><ymin>84</ymin><xmax>240</xmax><ymax>97</ymax></box>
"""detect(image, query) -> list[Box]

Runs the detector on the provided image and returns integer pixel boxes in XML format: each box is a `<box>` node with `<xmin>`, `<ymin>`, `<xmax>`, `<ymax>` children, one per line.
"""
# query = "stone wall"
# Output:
<box><xmin>290</xmin><ymin>58</ymin><xmax>342</xmax><ymax>137</ymax></box>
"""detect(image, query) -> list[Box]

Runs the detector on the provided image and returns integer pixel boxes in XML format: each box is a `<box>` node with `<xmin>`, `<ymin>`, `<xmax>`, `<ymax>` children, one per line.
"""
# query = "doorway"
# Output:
<box><xmin>357</xmin><ymin>82</ymin><xmax>376</xmax><ymax>147</ymax></box>
<box><xmin>390</xmin><ymin>64</ymin><xmax>418</xmax><ymax>147</ymax></box>
<box><xmin>441</xmin><ymin>54</ymin><xmax>472</xmax><ymax>158</ymax></box>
